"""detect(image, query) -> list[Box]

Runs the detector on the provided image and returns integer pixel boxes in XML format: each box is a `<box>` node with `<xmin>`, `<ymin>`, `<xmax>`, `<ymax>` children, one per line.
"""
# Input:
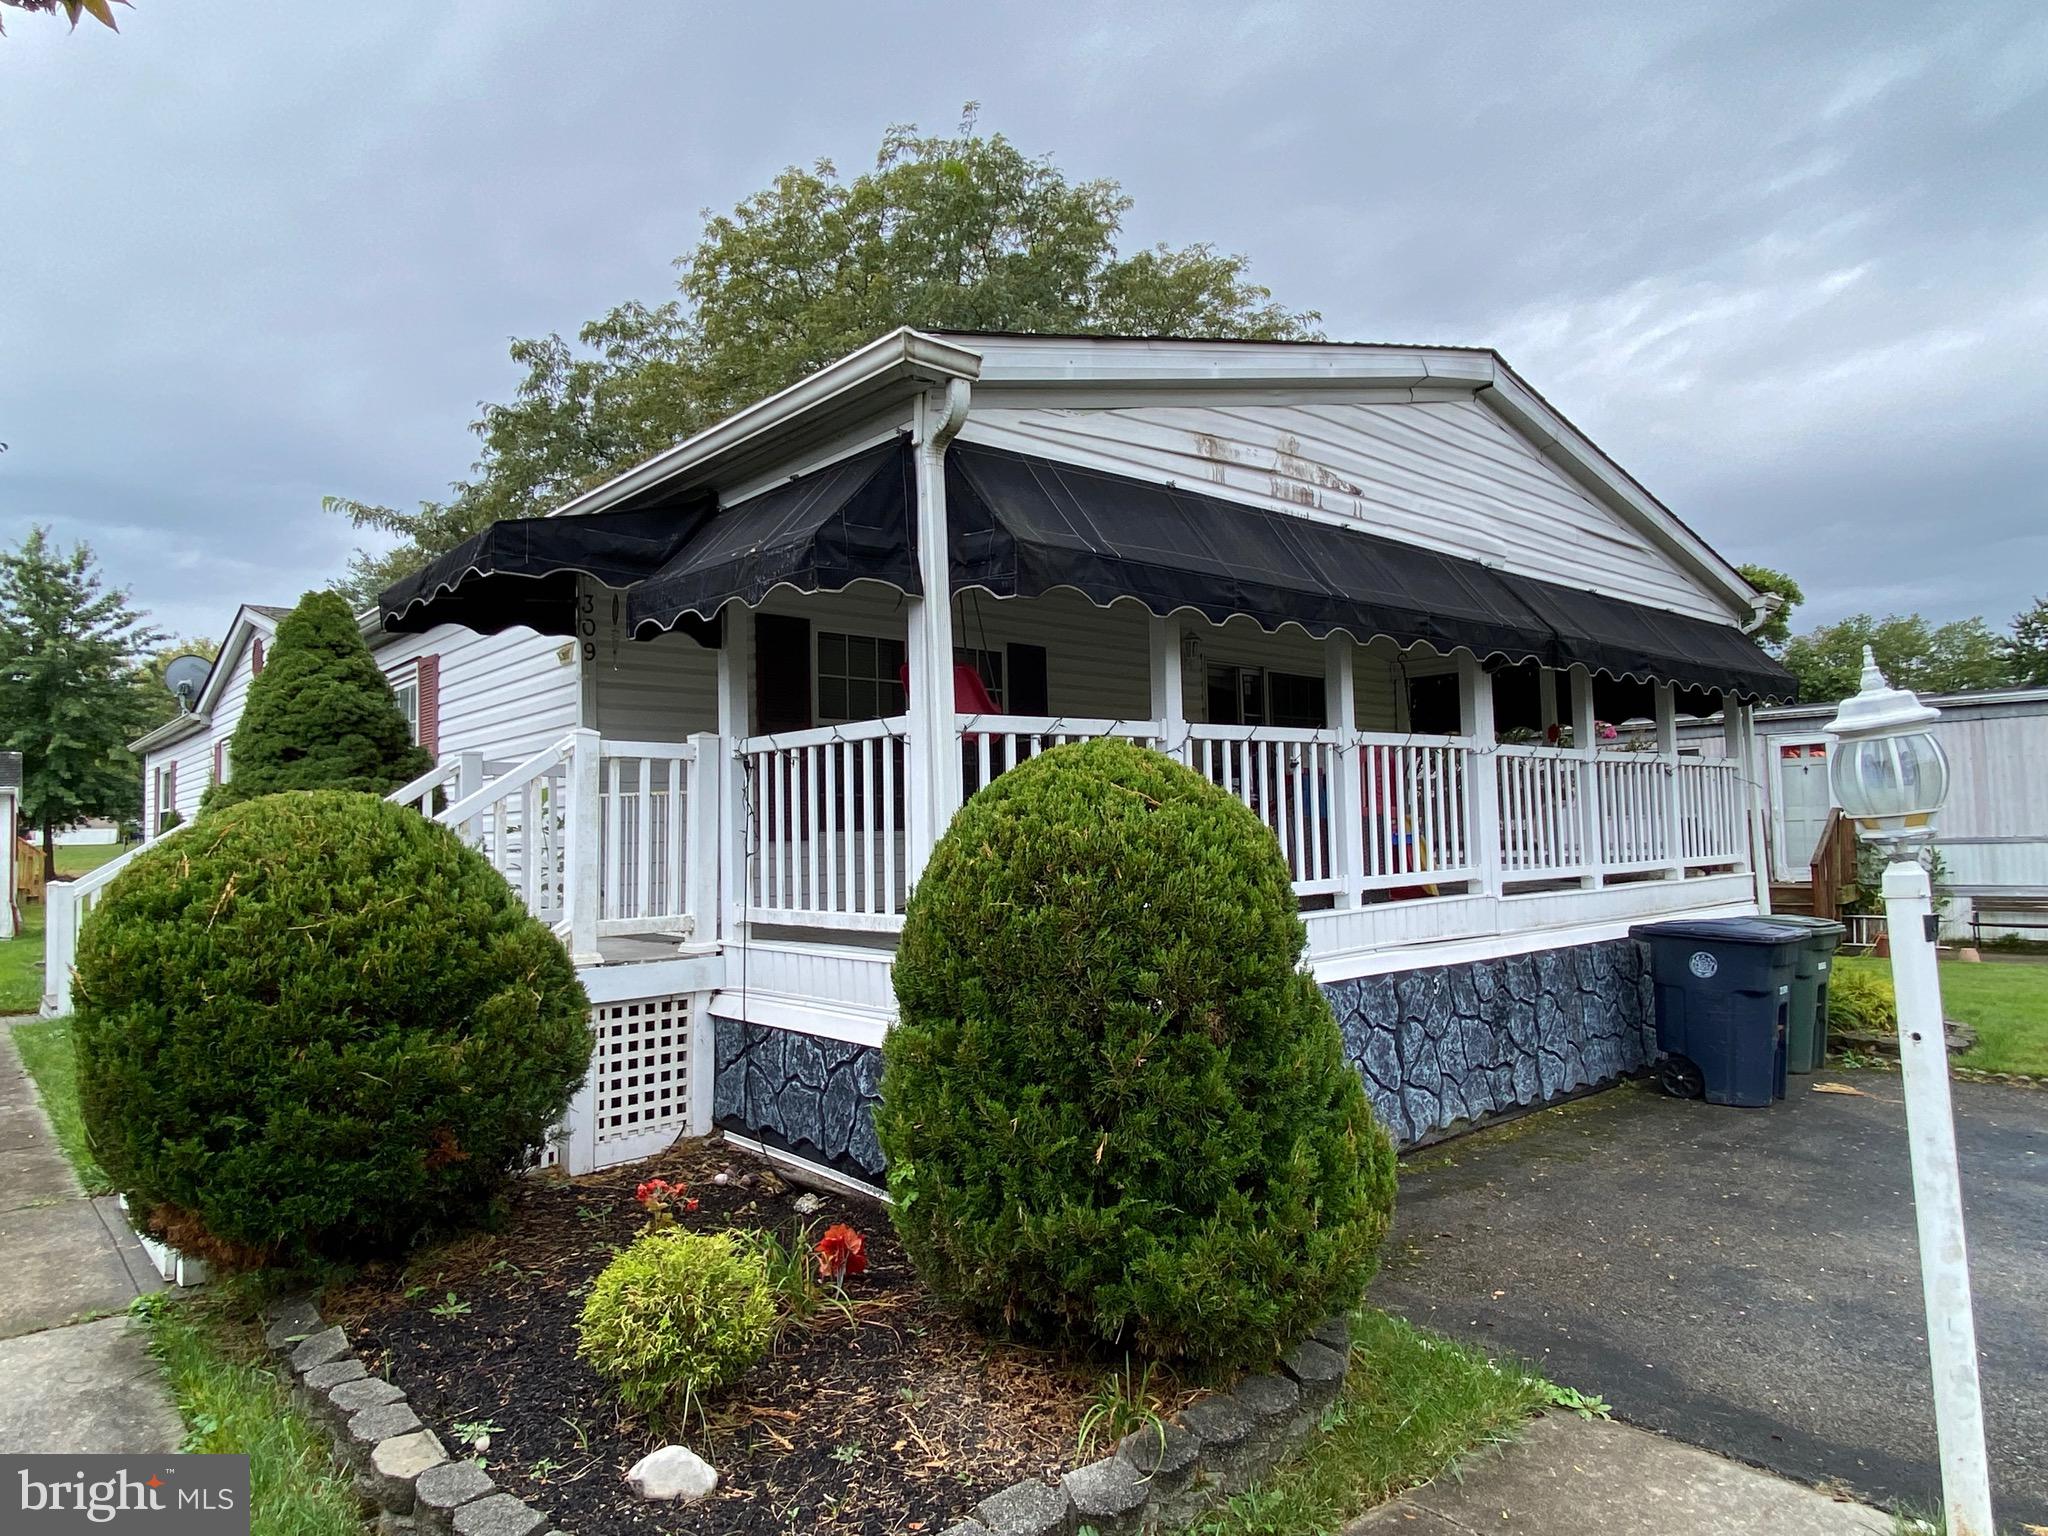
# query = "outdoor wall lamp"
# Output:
<box><xmin>1824</xmin><ymin>647</ymin><xmax>1991</xmax><ymax>1536</ymax></box>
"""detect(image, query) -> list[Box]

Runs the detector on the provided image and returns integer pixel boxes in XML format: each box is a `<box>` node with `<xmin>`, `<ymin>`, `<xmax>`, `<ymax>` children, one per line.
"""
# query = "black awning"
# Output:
<box><xmin>626</xmin><ymin>438</ymin><xmax>918</xmax><ymax>638</ymax></box>
<box><xmin>946</xmin><ymin>440</ymin><xmax>1795</xmax><ymax>704</ymax></box>
<box><xmin>379</xmin><ymin>495</ymin><xmax>716</xmax><ymax>639</ymax></box>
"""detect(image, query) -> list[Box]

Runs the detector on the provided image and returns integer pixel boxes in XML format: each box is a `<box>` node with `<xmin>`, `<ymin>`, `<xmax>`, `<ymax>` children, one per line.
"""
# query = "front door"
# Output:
<box><xmin>1776</xmin><ymin>740</ymin><xmax>1834</xmax><ymax>877</ymax></box>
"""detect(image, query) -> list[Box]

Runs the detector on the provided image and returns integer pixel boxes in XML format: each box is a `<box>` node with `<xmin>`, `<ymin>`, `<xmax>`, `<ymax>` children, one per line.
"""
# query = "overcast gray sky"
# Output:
<box><xmin>3</xmin><ymin>1</ymin><xmax>2042</xmax><ymax>645</ymax></box>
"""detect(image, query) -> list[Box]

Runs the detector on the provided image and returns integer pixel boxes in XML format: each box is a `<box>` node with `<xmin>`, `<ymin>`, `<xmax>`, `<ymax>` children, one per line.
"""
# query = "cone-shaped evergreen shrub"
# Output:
<box><xmin>72</xmin><ymin>791</ymin><xmax>592</xmax><ymax>1267</ymax></box>
<box><xmin>878</xmin><ymin>738</ymin><xmax>1396</xmax><ymax>1369</ymax></box>
<box><xmin>202</xmin><ymin>590</ymin><xmax>429</xmax><ymax>814</ymax></box>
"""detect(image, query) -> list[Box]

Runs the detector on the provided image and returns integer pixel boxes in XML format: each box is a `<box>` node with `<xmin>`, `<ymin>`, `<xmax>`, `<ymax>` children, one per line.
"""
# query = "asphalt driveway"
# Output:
<box><xmin>1369</xmin><ymin>1072</ymin><xmax>2046</xmax><ymax>1523</ymax></box>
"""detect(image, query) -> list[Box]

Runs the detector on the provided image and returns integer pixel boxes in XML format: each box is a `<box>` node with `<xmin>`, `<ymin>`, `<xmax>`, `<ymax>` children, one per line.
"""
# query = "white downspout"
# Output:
<box><xmin>904</xmin><ymin>377</ymin><xmax>972</xmax><ymax>886</ymax></box>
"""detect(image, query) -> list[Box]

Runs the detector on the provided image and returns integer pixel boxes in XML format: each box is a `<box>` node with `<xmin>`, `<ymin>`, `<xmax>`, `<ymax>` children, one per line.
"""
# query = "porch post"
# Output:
<box><xmin>563</xmin><ymin>726</ymin><xmax>603</xmax><ymax>967</ymax></box>
<box><xmin>685</xmin><ymin>731</ymin><xmax>721</xmax><ymax>945</ymax></box>
<box><xmin>717</xmin><ymin>603</ymin><xmax>753</xmax><ymax>944</ymax></box>
<box><xmin>1149</xmin><ymin>614</ymin><xmax>1186</xmax><ymax>755</ymax></box>
<box><xmin>904</xmin><ymin>380</ymin><xmax>971</xmax><ymax>885</ymax></box>
<box><xmin>1570</xmin><ymin>666</ymin><xmax>1603</xmax><ymax>889</ymax></box>
<box><xmin>1325</xmin><ymin>636</ymin><xmax>1363</xmax><ymax>908</ymax></box>
<box><xmin>1741</xmin><ymin>700</ymin><xmax>1774</xmax><ymax>913</ymax></box>
<box><xmin>1723</xmin><ymin>694</ymin><xmax>1750</xmax><ymax>877</ymax></box>
<box><xmin>1656</xmin><ymin>681</ymin><xmax>1684</xmax><ymax>879</ymax></box>
<box><xmin>1458</xmin><ymin>653</ymin><xmax>1502</xmax><ymax>901</ymax></box>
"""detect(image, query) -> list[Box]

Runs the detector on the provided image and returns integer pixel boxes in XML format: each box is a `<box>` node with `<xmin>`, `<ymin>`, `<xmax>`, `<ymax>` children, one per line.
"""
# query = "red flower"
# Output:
<box><xmin>635</xmin><ymin>1178</ymin><xmax>670</xmax><ymax>1206</ymax></box>
<box><xmin>815</xmin><ymin>1223</ymin><xmax>868</xmax><ymax>1283</ymax></box>
<box><xmin>684</xmin><ymin>1198</ymin><xmax>700</xmax><ymax>1213</ymax></box>
<box><xmin>1544</xmin><ymin>723</ymin><xmax>1562</xmax><ymax>745</ymax></box>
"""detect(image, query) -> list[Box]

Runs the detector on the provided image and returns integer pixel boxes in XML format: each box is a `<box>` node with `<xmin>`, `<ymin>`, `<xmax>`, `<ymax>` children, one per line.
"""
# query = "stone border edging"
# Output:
<box><xmin>260</xmin><ymin>1295</ymin><xmax>554</xmax><ymax>1536</ymax></box>
<box><xmin>941</xmin><ymin>1312</ymin><xmax>1355</xmax><ymax>1536</ymax></box>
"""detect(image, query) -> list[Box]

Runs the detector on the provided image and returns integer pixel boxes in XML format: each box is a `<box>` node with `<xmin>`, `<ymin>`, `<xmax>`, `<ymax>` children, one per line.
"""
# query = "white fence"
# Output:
<box><xmin>1497</xmin><ymin>745</ymin><xmax>1588</xmax><ymax>881</ymax></box>
<box><xmin>1357</xmin><ymin>733</ymin><xmax>1479</xmax><ymax>892</ymax></box>
<box><xmin>1184</xmin><ymin>725</ymin><xmax>1344</xmax><ymax>896</ymax></box>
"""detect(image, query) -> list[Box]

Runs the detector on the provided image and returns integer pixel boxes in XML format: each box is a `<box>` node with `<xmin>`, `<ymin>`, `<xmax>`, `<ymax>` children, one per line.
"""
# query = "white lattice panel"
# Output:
<box><xmin>590</xmin><ymin>994</ymin><xmax>692</xmax><ymax>1166</ymax></box>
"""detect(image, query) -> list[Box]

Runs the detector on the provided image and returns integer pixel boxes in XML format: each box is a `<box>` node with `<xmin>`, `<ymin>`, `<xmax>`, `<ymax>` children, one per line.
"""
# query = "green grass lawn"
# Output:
<box><xmin>54</xmin><ymin>841</ymin><xmax>132</xmax><ymax>877</ymax></box>
<box><xmin>1836</xmin><ymin>955</ymin><xmax>2048</xmax><ymax>1077</ymax></box>
<box><xmin>138</xmin><ymin>1290</ymin><xmax>367</xmax><ymax>1536</ymax></box>
<box><xmin>1187</xmin><ymin>1309</ymin><xmax>1559</xmax><ymax>1536</ymax></box>
<box><xmin>0</xmin><ymin>903</ymin><xmax>47</xmax><ymax>1015</ymax></box>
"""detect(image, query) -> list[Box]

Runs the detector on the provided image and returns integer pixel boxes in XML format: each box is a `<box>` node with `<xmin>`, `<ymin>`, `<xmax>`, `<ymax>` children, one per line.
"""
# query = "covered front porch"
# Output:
<box><xmin>389</xmin><ymin>577</ymin><xmax>1761</xmax><ymax>1014</ymax></box>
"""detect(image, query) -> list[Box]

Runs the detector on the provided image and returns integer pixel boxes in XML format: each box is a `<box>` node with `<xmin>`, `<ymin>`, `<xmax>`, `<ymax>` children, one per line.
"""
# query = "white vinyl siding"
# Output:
<box><xmin>961</xmin><ymin>398</ymin><xmax>1733</xmax><ymax>625</ymax></box>
<box><xmin>372</xmin><ymin>625</ymin><xmax>580</xmax><ymax>764</ymax></box>
<box><xmin>592</xmin><ymin>625</ymin><xmax>719</xmax><ymax>741</ymax></box>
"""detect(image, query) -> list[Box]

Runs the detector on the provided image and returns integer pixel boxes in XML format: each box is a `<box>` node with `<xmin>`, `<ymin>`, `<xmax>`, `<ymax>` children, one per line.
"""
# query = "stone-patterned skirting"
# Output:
<box><xmin>942</xmin><ymin>1313</ymin><xmax>1354</xmax><ymax>1535</ymax></box>
<box><xmin>712</xmin><ymin>1017</ymin><xmax>884</xmax><ymax>1179</ymax></box>
<box><xmin>262</xmin><ymin>1296</ymin><xmax>553</xmax><ymax>1536</ymax></box>
<box><xmin>1325</xmin><ymin>937</ymin><xmax>1657</xmax><ymax>1146</ymax></box>
<box><xmin>714</xmin><ymin>936</ymin><xmax>1658</xmax><ymax>1176</ymax></box>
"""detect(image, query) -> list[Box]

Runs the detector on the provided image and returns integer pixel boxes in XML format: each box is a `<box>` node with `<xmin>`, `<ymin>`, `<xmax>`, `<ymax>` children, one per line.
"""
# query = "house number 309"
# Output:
<box><xmin>578</xmin><ymin>591</ymin><xmax>599</xmax><ymax>661</ymax></box>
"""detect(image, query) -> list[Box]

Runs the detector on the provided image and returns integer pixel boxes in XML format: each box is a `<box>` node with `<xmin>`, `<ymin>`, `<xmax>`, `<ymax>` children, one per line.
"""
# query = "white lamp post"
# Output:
<box><xmin>1823</xmin><ymin>647</ymin><xmax>1993</xmax><ymax>1536</ymax></box>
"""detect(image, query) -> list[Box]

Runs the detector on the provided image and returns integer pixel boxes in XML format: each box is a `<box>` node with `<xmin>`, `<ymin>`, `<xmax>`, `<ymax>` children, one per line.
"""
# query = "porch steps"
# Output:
<box><xmin>1769</xmin><ymin>881</ymin><xmax>1816</xmax><ymax>916</ymax></box>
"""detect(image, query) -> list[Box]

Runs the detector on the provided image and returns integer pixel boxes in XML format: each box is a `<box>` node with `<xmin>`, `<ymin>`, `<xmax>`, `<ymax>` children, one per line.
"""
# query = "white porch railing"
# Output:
<box><xmin>738</xmin><ymin>716</ymin><xmax>908</xmax><ymax>931</ymax></box>
<box><xmin>1183</xmin><ymin>725</ymin><xmax>1344</xmax><ymax>896</ymax></box>
<box><xmin>1675</xmin><ymin>758</ymin><xmax>1746</xmax><ymax>867</ymax></box>
<box><xmin>1496</xmin><ymin>745</ymin><xmax>1589</xmax><ymax>881</ymax></box>
<box><xmin>960</xmin><ymin>714</ymin><xmax>1162</xmax><ymax>796</ymax></box>
<box><xmin>1593</xmin><ymin>752</ymin><xmax>1673</xmax><ymax>873</ymax></box>
<box><xmin>1356</xmin><ymin>733</ymin><xmax>1480</xmax><ymax>892</ymax></box>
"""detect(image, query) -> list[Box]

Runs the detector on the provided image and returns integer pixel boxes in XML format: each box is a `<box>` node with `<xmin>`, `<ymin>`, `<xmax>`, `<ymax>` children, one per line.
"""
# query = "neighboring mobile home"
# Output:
<box><xmin>1681</xmin><ymin>685</ymin><xmax>2048</xmax><ymax>940</ymax></box>
<box><xmin>68</xmin><ymin>330</ymin><xmax>1795</xmax><ymax>1187</ymax></box>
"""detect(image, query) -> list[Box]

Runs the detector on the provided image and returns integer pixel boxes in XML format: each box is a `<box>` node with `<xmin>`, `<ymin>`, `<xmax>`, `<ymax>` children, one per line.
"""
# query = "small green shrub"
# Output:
<box><xmin>72</xmin><ymin>791</ymin><xmax>591</xmax><ymax>1268</ymax></box>
<box><xmin>1829</xmin><ymin>965</ymin><xmax>1898</xmax><ymax>1036</ymax></box>
<box><xmin>578</xmin><ymin>1231</ymin><xmax>778</xmax><ymax>1418</ymax></box>
<box><xmin>203</xmin><ymin>591</ymin><xmax>429</xmax><ymax>815</ymax></box>
<box><xmin>880</xmin><ymin>738</ymin><xmax>1398</xmax><ymax>1370</ymax></box>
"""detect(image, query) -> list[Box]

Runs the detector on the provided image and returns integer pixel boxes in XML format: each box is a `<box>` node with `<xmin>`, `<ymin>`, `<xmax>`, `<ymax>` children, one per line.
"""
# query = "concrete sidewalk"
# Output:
<box><xmin>1348</xmin><ymin>1414</ymin><xmax>1890</xmax><ymax>1535</ymax></box>
<box><xmin>0</xmin><ymin>1017</ymin><xmax>181</xmax><ymax>1454</ymax></box>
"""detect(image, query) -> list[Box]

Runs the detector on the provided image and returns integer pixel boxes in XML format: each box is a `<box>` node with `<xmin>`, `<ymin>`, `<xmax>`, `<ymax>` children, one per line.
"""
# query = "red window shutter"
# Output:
<box><xmin>213</xmin><ymin>742</ymin><xmax>223</xmax><ymax>782</ymax></box>
<box><xmin>418</xmin><ymin>655</ymin><xmax>440</xmax><ymax>757</ymax></box>
<box><xmin>252</xmin><ymin>637</ymin><xmax>265</xmax><ymax>674</ymax></box>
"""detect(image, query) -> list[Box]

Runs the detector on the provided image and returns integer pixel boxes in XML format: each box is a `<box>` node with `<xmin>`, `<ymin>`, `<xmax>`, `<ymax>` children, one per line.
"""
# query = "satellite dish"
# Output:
<box><xmin>162</xmin><ymin>654</ymin><xmax>212</xmax><ymax>713</ymax></box>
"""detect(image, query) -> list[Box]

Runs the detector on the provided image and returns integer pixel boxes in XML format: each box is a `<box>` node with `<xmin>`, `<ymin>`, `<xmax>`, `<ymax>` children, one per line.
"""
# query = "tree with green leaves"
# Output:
<box><xmin>0</xmin><ymin>0</ymin><xmax>126</xmax><ymax>35</ymax></box>
<box><xmin>1781</xmin><ymin>612</ymin><xmax>2016</xmax><ymax>704</ymax></box>
<box><xmin>2005</xmin><ymin>596</ymin><xmax>2048</xmax><ymax>687</ymax></box>
<box><xmin>201</xmin><ymin>591</ymin><xmax>429</xmax><ymax>814</ymax></box>
<box><xmin>0</xmin><ymin>527</ymin><xmax>162</xmax><ymax>863</ymax></box>
<box><xmin>1735</xmin><ymin>563</ymin><xmax>1804</xmax><ymax>653</ymax></box>
<box><xmin>330</xmin><ymin>111</ymin><xmax>1321</xmax><ymax>598</ymax></box>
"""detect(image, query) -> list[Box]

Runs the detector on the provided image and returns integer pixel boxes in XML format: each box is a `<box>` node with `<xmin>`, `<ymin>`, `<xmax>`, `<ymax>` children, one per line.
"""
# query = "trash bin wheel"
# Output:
<box><xmin>1658</xmin><ymin>1054</ymin><xmax>1705</xmax><ymax>1099</ymax></box>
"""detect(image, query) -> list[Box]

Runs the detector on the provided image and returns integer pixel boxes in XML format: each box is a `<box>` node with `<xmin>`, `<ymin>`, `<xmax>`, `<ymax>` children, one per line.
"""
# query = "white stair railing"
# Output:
<box><xmin>40</xmin><ymin>833</ymin><xmax>174</xmax><ymax>1016</ymax></box>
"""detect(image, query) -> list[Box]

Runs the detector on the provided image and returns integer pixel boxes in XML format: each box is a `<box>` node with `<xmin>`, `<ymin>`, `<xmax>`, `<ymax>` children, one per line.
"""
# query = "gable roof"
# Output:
<box><xmin>540</xmin><ymin>328</ymin><xmax>1763</xmax><ymax>629</ymax></box>
<box><xmin>129</xmin><ymin>604</ymin><xmax>284</xmax><ymax>754</ymax></box>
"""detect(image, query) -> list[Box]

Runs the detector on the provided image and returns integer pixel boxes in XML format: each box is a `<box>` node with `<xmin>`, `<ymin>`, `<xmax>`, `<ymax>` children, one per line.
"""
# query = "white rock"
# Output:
<box><xmin>792</xmin><ymin>1193</ymin><xmax>824</xmax><ymax>1215</ymax></box>
<box><xmin>626</xmin><ymin>1445</ymin><xmax>718</xmax><ymax>1503</ymax></box>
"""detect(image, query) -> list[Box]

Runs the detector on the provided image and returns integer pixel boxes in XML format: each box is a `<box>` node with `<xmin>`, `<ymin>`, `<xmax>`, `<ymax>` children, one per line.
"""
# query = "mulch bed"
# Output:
<box><xmin>326</xmin><ymin>1140</ymin><xmax>1093</xmax><ymax>1536</ymax></box>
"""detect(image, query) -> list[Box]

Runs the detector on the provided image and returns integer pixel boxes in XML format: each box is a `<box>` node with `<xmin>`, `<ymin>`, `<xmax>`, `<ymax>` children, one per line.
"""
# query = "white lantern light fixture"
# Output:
<box><xmin>1823</xmin><ymin>647</ymin><xmax>1949</xmax><ymax>844</ymax></box>
<box><xmin>1823</xmin><ymin>646</ymin><xmax>1992</xmax><ymax>1536</ymax></box>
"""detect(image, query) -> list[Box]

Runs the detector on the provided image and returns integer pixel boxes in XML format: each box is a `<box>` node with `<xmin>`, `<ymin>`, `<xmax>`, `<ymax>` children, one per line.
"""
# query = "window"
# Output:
<box><xmin>1404</xmin><ymin>671</ymin><xmax>1462</xmax><ymax>735</ymax></box>
<box><xmin>817</xmin><ymin>631</ymin><xmax>906</xmax><ymax>724</ymax></box>
<box><xmin>391</xmin><ymin>674</ymin><xmax>421</xmax><ymax>745</ymax></box>
<box><xmin>216</xmin><ymin>738</ymin><xmax>232</xmax><ymax>783</ymax></box>
<box><xmin>153</xmin><ymin>764</ymin><xmax>177</xmax><ymax>834</ymax></box>
<box><xmin>954</xmin><ymin>646</ymin><xmax>1005</xmax><ymax>709</ymax></box>
<box><xmin>1205</xmin><ymin>664</ymin><xmax>1327</xmax><ymax>728</ymax></box>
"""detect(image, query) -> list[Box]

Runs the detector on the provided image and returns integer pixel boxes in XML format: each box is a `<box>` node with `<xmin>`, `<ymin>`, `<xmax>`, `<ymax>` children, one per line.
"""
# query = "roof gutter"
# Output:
<box><xmin>549</xmin><ymin>328</ymin><xmax>984</xmax><ymax>522</ymax></box>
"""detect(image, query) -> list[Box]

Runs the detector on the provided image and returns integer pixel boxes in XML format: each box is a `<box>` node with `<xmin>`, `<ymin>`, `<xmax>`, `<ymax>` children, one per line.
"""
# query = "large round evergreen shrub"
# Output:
<box><xmin>202</xmin><ymin>590</ymin><xmax>430</xmax><ymax>814</ymax></box>
<box><xmin>878</xmin><ymin>738</ymin><xmax>1396</xmax><ymax>1369</ymax></box>
<box><xmin>72</xmin><ymin>791</ymin><xmax>592</xmax><ymax>1267</ymax></box>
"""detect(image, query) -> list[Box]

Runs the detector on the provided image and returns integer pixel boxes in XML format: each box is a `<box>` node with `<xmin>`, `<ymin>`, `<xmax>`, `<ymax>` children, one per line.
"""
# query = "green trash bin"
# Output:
<box><xmin>1773</xmin><ymin>915</ymin><xmax>1847</xmax><ymax>1072</ymax></box>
